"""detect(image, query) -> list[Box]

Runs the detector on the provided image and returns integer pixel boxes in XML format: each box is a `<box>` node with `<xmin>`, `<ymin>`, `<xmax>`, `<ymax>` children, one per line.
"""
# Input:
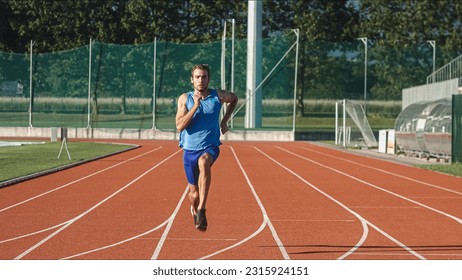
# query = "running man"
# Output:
<box><xmin>175</xmin><ymin>64</ymin><xmax>238</xmax><ymax>231</ymax></box>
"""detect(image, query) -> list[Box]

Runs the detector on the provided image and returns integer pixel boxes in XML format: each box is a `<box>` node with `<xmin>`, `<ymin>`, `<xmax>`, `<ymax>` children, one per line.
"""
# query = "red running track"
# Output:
<box><xmin>0</xmin><ymin>140</ymin><xmax>461</xmax><ymax>260</ymax></box>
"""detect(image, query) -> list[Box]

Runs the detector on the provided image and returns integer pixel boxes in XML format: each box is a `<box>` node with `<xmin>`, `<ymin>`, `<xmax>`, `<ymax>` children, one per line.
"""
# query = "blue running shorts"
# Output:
<box><xmin>183</xmin><ymin>146</ymin><xmax>220</xmax><ymax>185</ymax></box>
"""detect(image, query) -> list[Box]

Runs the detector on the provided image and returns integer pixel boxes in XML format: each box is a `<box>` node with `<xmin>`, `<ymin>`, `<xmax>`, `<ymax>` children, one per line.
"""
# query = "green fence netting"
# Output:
<box><xmin>0</xmin><ymin>32</ymin><xmax>297</xmax><ymax>131</ymax></box>
<box><xmin>33</xmin><ymin>46</ymin><xmax>89</xmax><ymax>127</ymax></box>
<box><xmin>0</xmin><ymin>52</ymin><xmax>29</xmax><ymax>126</ymax></box>
<box><xmin>1</xmin><ymin>34</ymin><xmax>453</xmax><ymax>132</ymax></box>
<box><xmin>0</xmin><ymin>32</ymin><xmax>295</xmax><ymax>130</ymax></box>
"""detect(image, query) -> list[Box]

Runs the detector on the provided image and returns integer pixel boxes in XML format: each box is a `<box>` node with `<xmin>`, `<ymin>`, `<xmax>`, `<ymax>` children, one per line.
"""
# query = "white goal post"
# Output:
<box><xmin>335</xmin><ymin>99</ymin><xmax>378</xmax><ymax>148</ymax></box>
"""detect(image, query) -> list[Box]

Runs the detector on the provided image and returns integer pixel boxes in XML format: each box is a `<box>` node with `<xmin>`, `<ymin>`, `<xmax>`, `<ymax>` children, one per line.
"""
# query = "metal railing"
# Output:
<box><xmin>427</xmin><ymin>53</ymin><xmax>462</xmax><ymax>84</ymax></box>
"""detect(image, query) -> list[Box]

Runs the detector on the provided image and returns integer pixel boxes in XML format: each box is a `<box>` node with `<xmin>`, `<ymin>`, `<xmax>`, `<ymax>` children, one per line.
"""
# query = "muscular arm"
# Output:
<box><xmin>175</xmin><ymin>93</ymin><xmax>201</xmax><ymax>131</ymax></box>
<box><xmin>218</xmin><ymin>90</ymin><xmax>238</xmax><ymax>134</ymax></box>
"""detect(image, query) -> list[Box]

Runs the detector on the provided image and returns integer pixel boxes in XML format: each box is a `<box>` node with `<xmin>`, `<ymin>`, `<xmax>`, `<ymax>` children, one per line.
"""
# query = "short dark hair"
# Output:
<box><xmin>191</xmin><ymin>64</ymin><xmax>210</xmax><ymax>78</ymax></box>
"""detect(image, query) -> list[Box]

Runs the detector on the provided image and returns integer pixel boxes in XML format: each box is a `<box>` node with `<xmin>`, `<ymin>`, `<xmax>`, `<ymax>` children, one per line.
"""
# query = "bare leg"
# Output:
<box><xmin>197</xmin><ymin>153</ymin><xmax>213</xmax><ymax>210</ymax></box>
<box><xmin>193</xmin><ymin>153</ymin><xmax>213</xmax><ymax>231</ymax></box>
<box><xmin>188</xmin><ymin>184</ymin><xmax>199</xmax><ymax>215</ymax></box>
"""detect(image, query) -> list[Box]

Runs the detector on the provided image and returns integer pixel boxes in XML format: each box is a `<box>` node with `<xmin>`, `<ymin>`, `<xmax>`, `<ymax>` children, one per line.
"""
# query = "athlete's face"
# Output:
<box><xmin>191</xmin><ymin>69</ymin><xmax>209</xmax><ymax>93</ymax></box>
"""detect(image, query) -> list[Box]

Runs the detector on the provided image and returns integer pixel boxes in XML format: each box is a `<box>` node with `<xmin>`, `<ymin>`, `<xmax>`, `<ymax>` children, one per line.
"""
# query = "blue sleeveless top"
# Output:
<box><xmin>179</xmin><ymin>89</ymin><xmax>222</xmax><ymax>150</ymax></box>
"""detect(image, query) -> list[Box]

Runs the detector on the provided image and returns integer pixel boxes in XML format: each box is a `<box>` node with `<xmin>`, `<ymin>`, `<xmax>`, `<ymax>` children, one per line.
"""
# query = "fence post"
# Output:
<box><xmin>152</xmin><ymin>37</ymin><xmax>157</xmax><ymax>130</ymax></box>
<box><xmin>87</xmin><ymin>38</ymin><xmax>93</xmax><ymax>129</ymax></box>
<box><xmin>29</xmin><ymin>40</ymin><xmax>35</xmax><ymax>128</ymax></box>
<box><xmin>292</xmin><ymin>29</ymin><xmax>299</xmax><ymax>133</ymax></box>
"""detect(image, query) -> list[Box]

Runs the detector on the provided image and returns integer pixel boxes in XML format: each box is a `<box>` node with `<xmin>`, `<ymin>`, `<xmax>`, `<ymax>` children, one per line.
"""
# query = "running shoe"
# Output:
<box><xmin>195</xmin><ymin>209</ymin><xmax>207</xmax><ymax>231</ymax></box>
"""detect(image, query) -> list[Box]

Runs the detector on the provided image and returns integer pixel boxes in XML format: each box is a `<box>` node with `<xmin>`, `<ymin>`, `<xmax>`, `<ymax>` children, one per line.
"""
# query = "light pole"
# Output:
<box><xmin>427</xmin><ymin>40</ymin><xmax>436</xmax><ymax>82</ymax></box>
<box><xmin>358</xmin><ymin>37</ymin><xmax>368</xmax><ymax>114</ymax></box>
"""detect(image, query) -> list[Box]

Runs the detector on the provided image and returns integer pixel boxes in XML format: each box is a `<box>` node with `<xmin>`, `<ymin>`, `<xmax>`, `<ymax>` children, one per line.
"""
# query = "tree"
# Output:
<box><xmin>290</xmin><ymin>0</ymin><xmax>358</xmax><ymax>115</ymax></box>
<box><xmin>2</xmin><ymin>0</ymin><xmax>461</xmax><ymax>105</ymax></box>
<box><xmin>354</xmin><ymin>0</ymin><xmax>462</xmax><ymax>100</ymax></box>
<box><xmin>8</xmin><ymin>0</ymin><xmax>100</xmax><ymax>52</ymax></box>
<box><xmin>0</xmin><ymin>0</ymin><xmax>17</xmax><ymax>52</ymax></box>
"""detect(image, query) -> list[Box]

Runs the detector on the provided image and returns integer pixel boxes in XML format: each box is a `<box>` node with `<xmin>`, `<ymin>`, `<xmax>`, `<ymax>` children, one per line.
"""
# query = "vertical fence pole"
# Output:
<box><xmin>230</xmin><ymin>19</ymin><xmax>235</xmax><ymax>128</ymax></box>
<box><xmin>292</xmin><ymin>29</ymin><xmax>299</xmax><ymax>134</ymax></box>
<box><xmin>221</xmin><ymin>21</ymin><xmax>227</xmax><ymax>121</ymax></box>
<box><xmin>87</xmin><ymin>38</ymin><xmax>93</xmax><ymax>129</ymax></box>
<box><xmin>29</xmin><ymin>40</ymin><xmax>34</xmax><ymax>128</ymax></box>
<box><xmin>152</xmin><ymin>37</ymin><xmax>157</xmax><ymax>130</ymax></box>
<box><xmin>343</xmin><ymin>99</ymin><xmax>346</xmax><ymax>147</ymax></box>
<box><xmin>335</xmin><ymin>101</ymin><xmax>339</xmax><ymax>145</ymax></box>
<box><xmin>221</xmin><ymin>21</ymin><xmax>227</xmax><ymax>90</ymax></box>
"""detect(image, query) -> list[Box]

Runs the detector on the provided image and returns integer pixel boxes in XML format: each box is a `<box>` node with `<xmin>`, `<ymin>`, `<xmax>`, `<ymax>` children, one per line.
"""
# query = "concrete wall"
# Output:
<box><xmin>0</xmin><ymin>127</ymin><xmax>294</xmax><ymax>142</ymax></box>
<box><xmin>402</xmin><ymin>78</ymin><xmax>461</xmax><ymax>109</ymax></box>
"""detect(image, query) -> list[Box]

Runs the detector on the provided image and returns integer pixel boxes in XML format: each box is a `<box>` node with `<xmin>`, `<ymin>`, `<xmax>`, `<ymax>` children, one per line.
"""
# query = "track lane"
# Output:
<box><xmin>0</xmin><ymin>141</ymin><xmax>180</xmax><ymax>259</ymax></box>
<box><xmin>223</xmin><ymin>143</ymin><xmax>370</xmax><ymax>260</ymax></box>
<box><xmin>299</xmin><ymin>144</ymin><xmax>462</xmax><ymax>219</ymax></box>
<box><xmin>250</xmin><ymin>143</ymin><xmax>424</xmax><ymax>260</ymax></box>
<box><xmin>301</xmin><ymin>143</ymin><xmax>462</xmax><ymax>195</ymax></box>
<box><xmin>153</xmin><ymin>144</ymin><xmax>285</xmax><ymax>260</ymax></box>
<box><xmin>1</xmin><ymin>140</ymin><xmax>461</xmax><ymax>260</ymax></box>
<box><xmin>268</xmin><ymin>142</ymin><xmax>462</xmax><ymax>259</ymax></box>
<box><xmin>18</xmin><ymin>146</ymin><xmax>182</xmax><ymax>259</ymax></box>
<box><xmin>0</xmin><ymin>142</ymin><xmax>148</xmax><ymax>209</ymax></box>
<box><xmin>287</xmin><ymin>143</ymin><xmax>462</xmax><ymax>222</ymax></box>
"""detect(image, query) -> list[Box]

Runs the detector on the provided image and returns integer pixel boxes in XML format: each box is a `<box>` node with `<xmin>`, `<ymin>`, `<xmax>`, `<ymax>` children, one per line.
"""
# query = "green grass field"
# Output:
<box><xmin>417</xmin><ymin>163</ymin><xmax>462</xmax><ymax>178</ymax></box>
<box><xmin>0</xmin><ymin>141</ymin><xmax>135</xmax><ymax>184</ymax></box>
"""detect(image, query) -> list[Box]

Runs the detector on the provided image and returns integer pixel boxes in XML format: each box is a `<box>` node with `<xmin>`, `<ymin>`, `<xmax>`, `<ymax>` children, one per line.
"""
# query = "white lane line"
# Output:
<box><xmin>301</xmin><ymin>146</ymin><xmax>462</xmax><ymax>196</ymax></box>
<box><xmin>62</xmin><ymin>219</ymin><xmax>170</xmax><ymax>260</ymax></box>
<box><xmin>231</xmin><ymin>146</ymin><xmax>290</xmax><ymax>260</ymax></box>
<box><xmin>64</xmin><ymin>185</ymin><xmax>190</xmax><ymax>259</ymax></box>
<box><xmin>0</xmin><ymin>146</ymin><xmax>163</xmax><ymax>213</ymax></box>
<box><xmin>199</xmin><ymin>219</ymin><xmax>267</xmax><ymax>260</ymax></box>
<box><xmin>255</xmin><ymin>147</ymin><xmax>369</xmax><ymax>260</ymax></box>
<box><xmin>257</xmin><ymin>146</ymin><xmax>424</xmax><ymax>260</ymax></box>
<box><xmin>14</xmin><ymin>149</ymin><xmax>181</xmax><ymax>260</ymax></box>
<box><xmin>280</xmin><ymin>146</ymin><xmax>462</xmax><ymax>225</ymax></box>
<box><xmin>150</xmin><ymin>185</ymin><xmax>189</xmax><ymax>260</ymax></box>
<box><xmin>0</xmin><ymin>221</ymin><xmax>69</xmax><ymax>244</ymax></box>
<box><xmin>199</xmin><ymin>146</ymin><xmax>289</xmax><ymax>260</ymax></box>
